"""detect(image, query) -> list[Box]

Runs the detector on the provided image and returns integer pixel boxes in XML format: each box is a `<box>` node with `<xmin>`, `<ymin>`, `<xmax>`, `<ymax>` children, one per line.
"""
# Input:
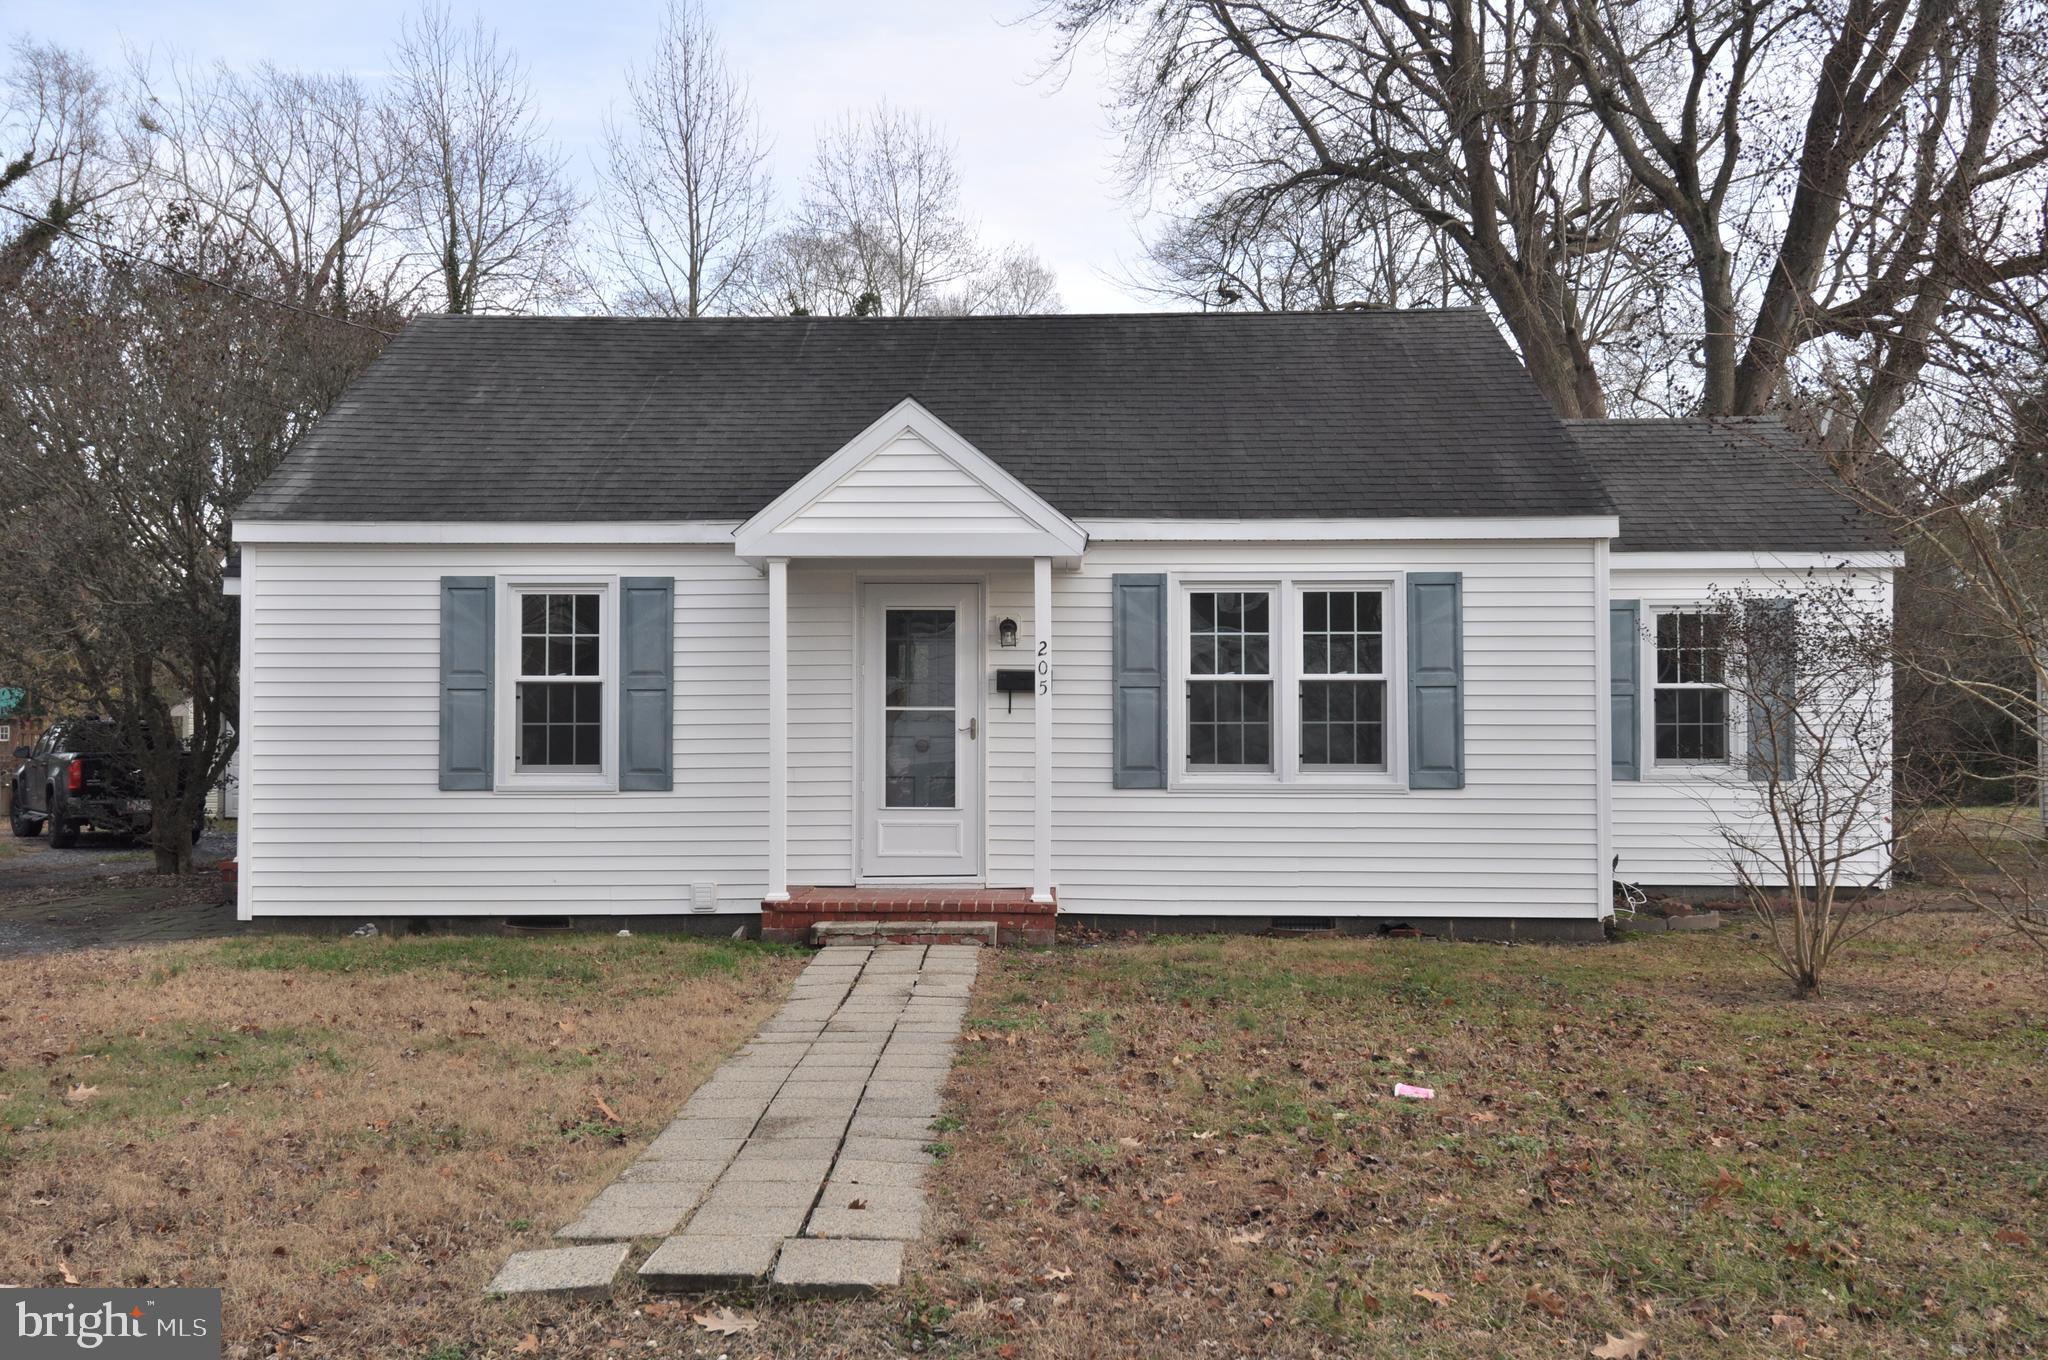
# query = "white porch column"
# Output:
<box><xmin>1032</xmin><ymin>555</ymin><xmax>1055</xmax><ymax>904</ymax></box>
<box><xmin>765</xmin><ymin>557</ymin><xmax>790</xmax><ymax>903</ymax></box>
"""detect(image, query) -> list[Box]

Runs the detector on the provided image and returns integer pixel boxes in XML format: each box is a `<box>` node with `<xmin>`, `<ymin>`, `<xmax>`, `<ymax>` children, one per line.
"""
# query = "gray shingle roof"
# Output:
<box><xmin>1566</xmin><ymin>417</ymin><xmax>1891</xmax><ymax>554</ymax></box>
<box><xmin>236</xmin><ymin>309</ymin><xmax>1616</xmax><ymax>523</ymax></box>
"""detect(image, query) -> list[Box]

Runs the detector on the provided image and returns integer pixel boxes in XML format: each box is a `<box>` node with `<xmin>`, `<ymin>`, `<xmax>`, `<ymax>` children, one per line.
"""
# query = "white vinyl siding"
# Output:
<box><xmin>241</xmin><ymin>544</ymin><xmax>770</xmax><ymax>916</ymax></box>
<box><xmin>1609</xmin><ymin>562</ymin><xmax>1894</xmax><ymax>888</ymax></box>
<box><xmin>1045</xmin><ymin>541</ymin><xmax>1604</xmax><ymax>918</ymax></box>
<box><xmin>783</xmin><ymin>433</ymin><xmax>1043</xmax><ymax>535</ymax></box>
<box><xmin>240</xmin><ymin>537</ymin><xmax>1610</xmax><ymax>921</ymax></box>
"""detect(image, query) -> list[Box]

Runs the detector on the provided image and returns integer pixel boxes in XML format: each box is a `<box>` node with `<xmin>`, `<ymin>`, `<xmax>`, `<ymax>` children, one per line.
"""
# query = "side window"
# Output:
<box><xmin>1653</xmin><ymin>609</ymin><xmax>1730</xmax><ymax>762</ymax></box>
<box><xmin>1299</xmin><ymin>588</ymin><xmax>1390</xmax><ymax>771</ymax></box>
<box><xmin>1187</xmin><ymin>589</ymin><xmax>1273</xmax><ymax>771</ymax></box>
<box><xmin>515</xmin><ymin>590</ymin><xmax>605</xmax><ymax>771</ymax></box>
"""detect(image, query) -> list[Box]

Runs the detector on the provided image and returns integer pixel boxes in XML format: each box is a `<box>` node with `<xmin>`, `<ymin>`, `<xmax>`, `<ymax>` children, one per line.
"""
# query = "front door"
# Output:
<box><xmin>860</xmin><ymin>584</ymin><xmax>981</xmax><ymax>880</ymax></box>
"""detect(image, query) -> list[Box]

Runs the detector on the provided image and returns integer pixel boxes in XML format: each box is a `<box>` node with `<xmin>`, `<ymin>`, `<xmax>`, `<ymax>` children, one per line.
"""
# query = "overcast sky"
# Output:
<box><xmin>23</xmin><ymin>0</ymin><xmax>1156</xmax><ymax>312</ymax></box>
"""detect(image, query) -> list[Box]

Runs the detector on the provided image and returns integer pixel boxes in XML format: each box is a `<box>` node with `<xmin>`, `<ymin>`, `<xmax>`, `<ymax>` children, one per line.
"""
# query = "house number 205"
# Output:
<box><xmin>1038</xmin><ymin>641</ymin><xmax>1050</xmax><ymax>694</ymax></box>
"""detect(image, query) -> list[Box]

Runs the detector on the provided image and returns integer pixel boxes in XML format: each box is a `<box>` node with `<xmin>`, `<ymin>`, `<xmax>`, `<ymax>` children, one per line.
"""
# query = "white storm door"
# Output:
<box><xmin>860</xmin><ymin>584</ymin><xmax>982</xmax><ymax>879</ymax></box>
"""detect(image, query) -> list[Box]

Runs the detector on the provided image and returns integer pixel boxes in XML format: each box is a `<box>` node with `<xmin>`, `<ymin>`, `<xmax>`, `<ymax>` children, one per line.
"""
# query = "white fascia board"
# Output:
<box><xmin>1613</xmin><ymin>550</ymin><xmax>1903</xmax><ymax>571</ymax></box>
<box><xmin>741</xmin><ymin>530</ymin><xmax>1081</xmax><ymax>561</ymax></box>
<box><xmin>1077</xmin><ymin>515</ymin><xmax>1621</xmax><ymax>542</ymax></box>
<box><xmin>232</xmin><ymin>520</ymin><xmax>741</xmax><ymax>545</ymax></box>
<box><xmin>732</xmin><ymin>396</ymin><xmax>1087</xmax><ymax>559</ymax></box>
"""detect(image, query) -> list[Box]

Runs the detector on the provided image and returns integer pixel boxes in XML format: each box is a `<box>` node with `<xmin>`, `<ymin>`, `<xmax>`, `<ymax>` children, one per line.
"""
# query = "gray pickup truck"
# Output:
<box><xmin>9</xmin><ymin>718</ymin><xmax>202</xmax><ymax>848</ymax></box>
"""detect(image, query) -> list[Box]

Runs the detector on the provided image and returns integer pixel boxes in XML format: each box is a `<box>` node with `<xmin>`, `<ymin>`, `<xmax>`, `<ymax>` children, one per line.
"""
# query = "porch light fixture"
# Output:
<box><xmin>997</xmin><ymin>617</ymin><xmax>1019</xmax><ymax>648</ymax></box>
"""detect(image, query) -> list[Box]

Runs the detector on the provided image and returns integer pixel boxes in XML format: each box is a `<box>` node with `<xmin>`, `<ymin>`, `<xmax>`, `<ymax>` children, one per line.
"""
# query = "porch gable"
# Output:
<box><xmin>733</xmin><ymin>397</ymin><xmax>1086</xmax><ymax>563</ymax></box>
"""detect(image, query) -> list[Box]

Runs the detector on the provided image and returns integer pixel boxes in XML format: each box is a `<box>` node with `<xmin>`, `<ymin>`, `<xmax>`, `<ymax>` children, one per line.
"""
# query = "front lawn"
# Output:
<box><xmin>883</xmin><ymin>918</ymin><xmax>2046</xmax><ymax>1358</ymax></box>
<box><xmin>0</xmin><ymin>933</ymin><xmax>802</xmax><ymax>1358</ymax></box>
<box><xmin>2</xmin><ymin>918</ymin><xmax>2041</xmax><ymax>1359</ymax></box>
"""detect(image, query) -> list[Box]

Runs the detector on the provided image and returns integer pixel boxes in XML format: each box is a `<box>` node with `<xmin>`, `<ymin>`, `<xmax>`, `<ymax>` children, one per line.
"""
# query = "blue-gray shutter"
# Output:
<box><xmin>1112</xmin><ymin>573</ymin><xmax>1168</xmax><ymax>789</ymax></box>
<box><xmin>1407</xmin><ymin>572</ymin><xmax>1464</xmax><ymax>789</ymax></box>
<box><xmin>618</xmin><ymin>577</ymin><xmax>675</xmax><ymax>792</ymax></box>
<box><xmin>1610</xmin><ymin>599</ymin><xmax>1641</xmax><ymax>781</ymax></box>
<box><xmin>439</xmin><ymin>576</ymin><xmax>494</xmax><ymax>791</ymax></box>
<box><xmin>1746</xmin><ymin>598</ymin><xmax>1797</xmax><ymax>782</ymax></box>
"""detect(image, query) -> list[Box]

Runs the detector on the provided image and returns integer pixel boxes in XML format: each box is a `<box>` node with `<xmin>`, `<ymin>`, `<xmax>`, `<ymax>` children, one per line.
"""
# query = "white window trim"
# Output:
<box><xmin>1167</xmin><ymin>573</ymin><xmax>1406</xmax><ymax>792</ymax></box>
<box><xmin>1644</xmin><ymin>602</ymin><xmax>1740</xmax><ymax>776</ymax></box>
<box><xmin>494</xmin><ymin>577</ymin><xmax>619</xmax><ymax>793</ymax></box>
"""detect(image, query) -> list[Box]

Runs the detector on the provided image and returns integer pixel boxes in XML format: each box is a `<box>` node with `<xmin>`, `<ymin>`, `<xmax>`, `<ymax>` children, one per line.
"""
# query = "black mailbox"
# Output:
<box><xmin>994</xmin><ymin>667</ymin><xmax>1034</xmax><ymax>712</ymax></box>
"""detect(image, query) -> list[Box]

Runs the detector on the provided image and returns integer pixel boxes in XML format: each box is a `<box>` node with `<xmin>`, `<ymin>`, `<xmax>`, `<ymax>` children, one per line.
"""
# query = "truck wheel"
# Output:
<box><xmin>9</xmin><ymin>796</ymin><xmax>40</xmax><ymax>838</ymax></box>
<box><xmin>47</xmin><ymin>795</ymin><xmax>78</xmax><ymax>848</ymax></box>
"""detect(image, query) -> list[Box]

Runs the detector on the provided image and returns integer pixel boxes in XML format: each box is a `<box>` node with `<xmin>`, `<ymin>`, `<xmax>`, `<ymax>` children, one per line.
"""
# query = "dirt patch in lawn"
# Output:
<box><xmin>0</xmin><ymin>933</ymin><xmax>802</xmax><ymax>1358</ymax></box>
<box><xmin>867</xmin><ymin>917</ymin><xmax>2046</xmax><ymax>1359</ymax></box>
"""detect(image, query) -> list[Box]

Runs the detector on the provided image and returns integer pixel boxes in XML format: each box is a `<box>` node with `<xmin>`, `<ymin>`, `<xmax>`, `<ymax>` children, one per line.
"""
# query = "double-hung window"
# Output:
<box><xmin>1299</xmin><ymin>589</ymin><xmax>1388</xmax><ymax>770</ymax></box>
<box><xmin>1653</xmin><ymin>609</ymin><xmax>1729</xmax><ymax>762</ymax></box>
<box><xmin>1181</xmin><ymin>581</ymin><xmax>1396</xmax><ymax>782</ymax></box>
<box><xmin>1187</xmin><ymin>590</ymin><xmax>1273</xmax><ymax>771</ymax></box>
<box><xmin>516</xmin><ymin>590</ymin><xmax>605</xmax><ymax>771</ymax></box>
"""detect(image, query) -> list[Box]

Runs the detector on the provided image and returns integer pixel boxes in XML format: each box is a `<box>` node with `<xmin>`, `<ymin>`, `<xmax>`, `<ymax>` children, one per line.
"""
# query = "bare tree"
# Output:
<box><xmin>1036</xmin><ymin>0</ymin><xmax>1662</xmax><ymax>415</ymax></box>
<box><xmin>1537</xmin><ymin>0</ymin><xmax>2045</xmax><ymax>436</ymax></box>
<box><xmin>1688</xmin><ymin>581</ymin><xmax>1904</xmax><ymax>996</ymax></box>
<box><xmin>748</xmin><ymin>222</ymin><xmax>864</xmax><ymax>315</ymax></box>
<box><xmin>389</xmin><ymin>4</ymin><xmax>582</xmax><ymax>313</ymax></box>
<box><xmin>795</xmin><ymin>102</ymin><xmax>989</xmax><ymax>316</ymax></box>
<box><xmin>594</xmin><ymin>0</ymin><xmax>771</xmax><ymax>317</ymax></box>
<box><xmin>932</xmin><ymin>244</ymin><xmax>1064</xmax><ymax>315</ymax></box>
<box><xmin>0</xmin><ymin>38</ymin><xmax>129</xmax><ymax>287</ymax></box>
<box><xmin>0</xmin><ymin>242</ymin><xmax>394</xmax><ymax>871</ymax></box>
<box><xmin>1134</xmin><ymin>180</ymin><xmax>1456</xmax><ymax>311</ymax></box>
<box><xmin>1041</xmin><ymin>0</ymin><xmax>2048</xmax><ymax>437</ymax></box>
<box><xmin>125</xmin><ymin>57</ymin><xmax>408</xmax><ymax>313</ymax></box>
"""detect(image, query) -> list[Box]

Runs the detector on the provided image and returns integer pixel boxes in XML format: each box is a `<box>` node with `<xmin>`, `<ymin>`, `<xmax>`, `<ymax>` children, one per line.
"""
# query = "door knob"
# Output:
<box><xmin>959</xmin><ymin>718</ymin><xmax>977</xmax><ymax>739</ymax></box>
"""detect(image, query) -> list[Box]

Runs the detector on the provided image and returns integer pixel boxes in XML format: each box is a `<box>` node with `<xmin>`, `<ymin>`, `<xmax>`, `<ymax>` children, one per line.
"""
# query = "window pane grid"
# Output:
<box><xmin>1653</xmin><ymin>609</ymin><xmax>1730</xmax><ymax>762</ymax></box>
<box><xmin>518</xmin><ymin>591</ymin><xmax>602</xmax><ymax>771</ymax></box>
<box><xmin>1188</xmin><ymin>590</ymin><xmax>1273</xmax><ymax>770</ymax></box>
<box><xmin>1300</xmin><ymin>589</ymin><xmax>1388</xmax><ymax>769</ymax></box>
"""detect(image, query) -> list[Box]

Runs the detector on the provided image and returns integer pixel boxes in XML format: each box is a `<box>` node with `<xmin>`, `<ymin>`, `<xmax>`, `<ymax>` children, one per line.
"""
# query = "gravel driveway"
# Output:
<box><xmin>0</xmin><ymin>829</ymin><xmax>242</xmax><ymax>955</ymax></box>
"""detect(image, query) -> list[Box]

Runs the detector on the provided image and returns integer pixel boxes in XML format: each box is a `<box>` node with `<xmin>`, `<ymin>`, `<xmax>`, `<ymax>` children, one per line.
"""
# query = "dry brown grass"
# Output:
<box><xmin>850</xmin><ymin>916</ymin><xmax>2046</xmax><ymax>1360</ymax></box>
<box><xmin>0</xmin><ymin>933</ymin><xmax>801</xmax><ymax>1359</ymax></box>
<box><xmin>4</xmin><ymin>917</ymin><xmax>2044</xmax><ymax>1360</ymax></box>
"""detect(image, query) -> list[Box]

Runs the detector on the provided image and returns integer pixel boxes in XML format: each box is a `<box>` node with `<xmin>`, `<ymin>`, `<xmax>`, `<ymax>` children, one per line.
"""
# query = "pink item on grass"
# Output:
<box><xmin>1393</xmin><ymin>1083</ymin><xmax>1435</xmax><ymax>1100</ymax></box>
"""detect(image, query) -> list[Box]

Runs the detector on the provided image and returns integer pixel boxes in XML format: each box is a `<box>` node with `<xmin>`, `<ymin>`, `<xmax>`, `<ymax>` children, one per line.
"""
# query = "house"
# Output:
<box><xmin>227</xmin><ymin>311</ymin><xmax>1896</xmax><ymax>943</ymax></box>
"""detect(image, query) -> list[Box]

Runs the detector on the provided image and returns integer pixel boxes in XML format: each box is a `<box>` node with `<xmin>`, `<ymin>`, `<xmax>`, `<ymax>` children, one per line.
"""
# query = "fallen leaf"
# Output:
<box><xmin>1993</xmin><ymin>1227</ymin><xmax>2032</xmax><ymax>1249</ymax></box>
<box><xmin>640</xmin><ymin>1301</ymin><xmax>680</xmax><ymax>1320</ymax></box>
<box><xmin>1266</xmin><ymin>1281</ymin><xmax>1290</xmax><ymax>1298</ymax></box>
<box><xmin>1591</xmin><ymin>1330</ymin><xmax>1648</xmax><ymax>1359</ymax></box>
<box><xmin>1041</xmin><ymin>1266</ymin><xmax>1073</xmax><ymax>1282</ymax></box>
<box><xmin>514</xmin><ymin>1335</ymin><xmax>539</xmax><ymax>1355</ymax></box>
<box><xmin>1524</xmin><ymin>1285</ymin><xmax>1566</xmax><ymax>1318</ymax></box>
<box><xmin>692</xmin><ymin>1307</ymin><xmax>758</xmax><ymax>1337</ymax></box>
<box><xmin>848</xmin><ymin>1198</ymin><xmax>869</xmax><ymax>1210</ymax></box>
<box><xmin>1228</xmin><ymin>1228</ymin><xmax>1266</xmax><ymax>1246</ymax></box>
<box><xmin>1117</xmin><ymin>1136</ymin><xmax>1142</xmax><ymax>1149</ymax></box>
<box><xmin>64</xmin><ymin>1084</ymin><xmax>98</xmax><ymax>1104</ymax></box>
<box><xmin>359</xmin><ymin>1273</ymin><xmax>378</xmax><ymax>1293</ymax></box>
<box><xmin>1412</xmin><ymin>1288</ymin><xmax>1452</xmax><ymax>1308</ymax></box>
<box><xmin>57</xmin><ymin>1260</ymin><xmax>79</xmax><ymax>1285</ymax></box>
<box><xmin>594</xmin><ymin>1095</ymin><xmax>621</xmax><ymax>1124</ymax></box>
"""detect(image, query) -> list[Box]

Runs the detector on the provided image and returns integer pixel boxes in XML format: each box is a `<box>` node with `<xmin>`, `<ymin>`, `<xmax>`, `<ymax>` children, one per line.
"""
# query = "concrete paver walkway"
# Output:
<box><xmin>490</xmin><ymin>941</ymin><xmax>977</xmax><ymax>1299</ymax></box>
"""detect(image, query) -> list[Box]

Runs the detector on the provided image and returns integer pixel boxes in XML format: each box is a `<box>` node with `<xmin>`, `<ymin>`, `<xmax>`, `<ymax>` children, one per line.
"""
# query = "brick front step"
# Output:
<box><xmin>763</xmin><ymin>887</ymin><xmax>1054</xmax><ymax>947</ymax></box>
